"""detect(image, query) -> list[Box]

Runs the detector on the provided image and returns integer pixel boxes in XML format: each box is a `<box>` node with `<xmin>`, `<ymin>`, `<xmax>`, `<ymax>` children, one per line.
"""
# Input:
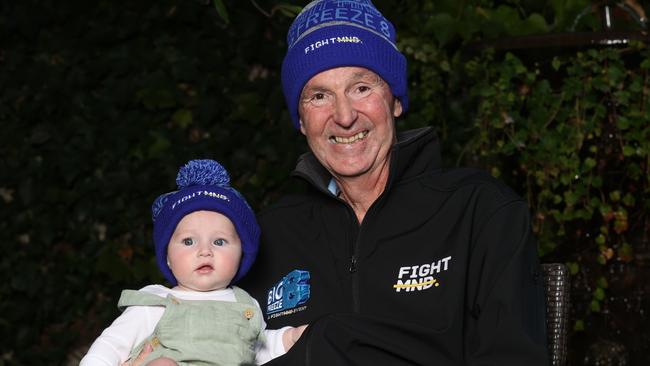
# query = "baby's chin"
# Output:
<box><xmin>173</xmin><ymin>283</ymin><xmax>226</xmax><ymax>292</ymax></box>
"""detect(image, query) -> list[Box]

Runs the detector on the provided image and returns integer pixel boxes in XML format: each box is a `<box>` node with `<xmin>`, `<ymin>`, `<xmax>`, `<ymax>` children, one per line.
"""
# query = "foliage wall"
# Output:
<box><xmin>1</xmin><ymin>0</ymin><xmax>648</xmax><ymax>365</ymax></box>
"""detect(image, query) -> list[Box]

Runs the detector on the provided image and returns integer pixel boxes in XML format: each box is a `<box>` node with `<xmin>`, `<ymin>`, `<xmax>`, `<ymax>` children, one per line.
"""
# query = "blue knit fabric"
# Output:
<box><xmin>151</xmin><ymin>160</ymin><xmax>260</xmax><ymax>286</ymax></box>
<box><xmin>281</xmin><ymin>0</ymin><xmax>408</xmax><ymax>129</ymax></box>
<box><xmin>176</xmin><ymin>159</ymin><xmax>230</xmax><ymax>188</ymax></box>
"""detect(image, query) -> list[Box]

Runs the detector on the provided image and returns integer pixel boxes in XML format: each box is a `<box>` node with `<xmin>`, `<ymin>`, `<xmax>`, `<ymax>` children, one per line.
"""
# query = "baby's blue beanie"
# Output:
<box><xmin>281</xmin><ymin>0</ymin><xmax>408</xmax><ymax>129</ymax></box>
<box><xmin>151</xmin><ymin>160</ymin><xmax>260</xmax><ymax>286</ymax></box>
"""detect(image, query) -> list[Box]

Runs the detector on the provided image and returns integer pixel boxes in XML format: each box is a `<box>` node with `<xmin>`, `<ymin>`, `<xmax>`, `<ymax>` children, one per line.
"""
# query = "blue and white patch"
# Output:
<box><xmin>266</xmin><ymin>269</ymin><xmax>310</xmax><ymax>318</ymax></box>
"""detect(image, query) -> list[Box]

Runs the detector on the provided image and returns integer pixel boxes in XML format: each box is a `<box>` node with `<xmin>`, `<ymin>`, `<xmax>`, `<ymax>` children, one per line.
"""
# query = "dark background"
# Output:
<box><xmin>1</xmin><ymin>1</ymin><xmax>648</xmax><ymax>365</ymax></box>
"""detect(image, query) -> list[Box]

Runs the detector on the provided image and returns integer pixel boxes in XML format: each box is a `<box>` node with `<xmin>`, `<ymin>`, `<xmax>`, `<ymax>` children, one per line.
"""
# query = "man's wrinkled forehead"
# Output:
<box><xmin>300</xmin><ymin>67</ymin><xmax>384</xmax><ymax>96</ymax></box>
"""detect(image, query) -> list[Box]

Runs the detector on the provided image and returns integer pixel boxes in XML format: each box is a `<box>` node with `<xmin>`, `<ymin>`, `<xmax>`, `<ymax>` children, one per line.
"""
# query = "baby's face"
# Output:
<box><xmin>167</xmin><ymin>210</ymin><xmax>242</xmax><ymax>292</ymax></box>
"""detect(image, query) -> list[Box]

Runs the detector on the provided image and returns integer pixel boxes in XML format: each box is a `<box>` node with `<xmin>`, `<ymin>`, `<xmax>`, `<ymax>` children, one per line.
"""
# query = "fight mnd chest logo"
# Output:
<box><xmin>266</xmin><ymin>270</ymin><xmax>310</xmax><ymax>318</ymax></box>
<box><xmin>393</xmin><ymin>256</ymin><xmax>452</xmax><ymax>292</ymax></box>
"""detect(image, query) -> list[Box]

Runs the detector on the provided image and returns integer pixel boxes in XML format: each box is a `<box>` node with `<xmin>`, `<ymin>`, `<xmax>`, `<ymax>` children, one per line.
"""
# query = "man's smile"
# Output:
<box><xmin>329</xmin><ymin>130</ymin><xmax>368</xmax><ymax>144</ymax></box>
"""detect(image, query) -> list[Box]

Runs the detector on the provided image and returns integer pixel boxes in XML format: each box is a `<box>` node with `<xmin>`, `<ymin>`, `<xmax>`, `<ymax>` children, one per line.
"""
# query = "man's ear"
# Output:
<box><xmin>299</xmin><ymin>119</ymin><xmax>307</xmax><ymax>135</ymax></box>
<box><xmin>393</xmin><ymin>98</ymin><xmax>403</xmax><ymax>118</ymax></box>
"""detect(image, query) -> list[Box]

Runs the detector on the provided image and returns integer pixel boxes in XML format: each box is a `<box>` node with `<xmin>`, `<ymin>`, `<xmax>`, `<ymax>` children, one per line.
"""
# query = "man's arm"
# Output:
<box><xmin>464</xmin><ymin>200</ymin><xmax>549</xmax><ymax>365</ymax></box>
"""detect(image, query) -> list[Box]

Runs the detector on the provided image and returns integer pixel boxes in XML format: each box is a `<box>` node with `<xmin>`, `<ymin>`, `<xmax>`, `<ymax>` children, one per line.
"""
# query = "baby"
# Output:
<box><xmin>80</xmin><ymin>159</ymin><xmax>305</xmax><ymax>366</ymax></box>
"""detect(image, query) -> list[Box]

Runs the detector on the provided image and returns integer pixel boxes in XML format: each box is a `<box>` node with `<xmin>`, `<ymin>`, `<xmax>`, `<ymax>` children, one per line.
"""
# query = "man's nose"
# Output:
<box><xmin>333</xmin><ymin>95</ymin><xmax>357</xmax><ymax>127</ymax></box>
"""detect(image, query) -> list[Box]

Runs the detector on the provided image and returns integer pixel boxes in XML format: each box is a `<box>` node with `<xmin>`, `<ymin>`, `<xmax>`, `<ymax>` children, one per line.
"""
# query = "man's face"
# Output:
<box><xmin>298</xmin><ymin>67</ymin><xmax>402</xmax><ymax>179</ymax></box>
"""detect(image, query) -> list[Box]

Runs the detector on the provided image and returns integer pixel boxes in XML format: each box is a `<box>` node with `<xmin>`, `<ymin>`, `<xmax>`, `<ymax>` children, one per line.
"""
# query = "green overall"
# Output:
<box><xmin>118</xmin><ymin>286</ymin><xmax>263</xmax><ymax>366</ymax></box>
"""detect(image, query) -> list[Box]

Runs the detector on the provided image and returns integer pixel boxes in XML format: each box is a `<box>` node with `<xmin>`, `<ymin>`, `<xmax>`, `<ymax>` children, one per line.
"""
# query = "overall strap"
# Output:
<box><xmin>117</xmin><ymin>290</ymin><xmax>168</xmax><ymax>310</ymax></box>
<box><xmin>231</xmin><ymin>286</ymin><xmax>255</xmax><ymax>305</ymax></box>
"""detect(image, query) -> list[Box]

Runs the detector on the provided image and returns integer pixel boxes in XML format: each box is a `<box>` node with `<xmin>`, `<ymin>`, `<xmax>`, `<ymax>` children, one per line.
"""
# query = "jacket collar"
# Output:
<box><xmin>292</xmin><ymin>127</ymin><xmax>442</xmax><ymax>195</ymax></box>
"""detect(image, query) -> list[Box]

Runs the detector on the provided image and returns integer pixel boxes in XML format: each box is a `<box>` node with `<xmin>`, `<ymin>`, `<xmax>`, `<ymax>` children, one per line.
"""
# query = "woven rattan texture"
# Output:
<box><xmin>542</xmin><ymin>263</ymin><xmax>570</xmax><ymax>366</ymax></box>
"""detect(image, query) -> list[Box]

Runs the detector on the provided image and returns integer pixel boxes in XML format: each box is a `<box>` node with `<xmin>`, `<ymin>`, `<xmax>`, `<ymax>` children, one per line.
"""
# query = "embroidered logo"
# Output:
<box><xmin>304</xmin><ymin>36</ymin><xmax>363</xmax><ymax>54</ymax></box>
<box><xmin>171</xmin><ymin>190</ymin><xmax>229</xmax><ymax>210</ymax></box>
<box><xmin>266</xmin><ymin>270</ymin><xmax>310</xmax><ymax>318</ymax></box>
<box><xmin>393</xmin><ymin>256</ymin><xmax>452</xmax><ymax>292</ymax></box>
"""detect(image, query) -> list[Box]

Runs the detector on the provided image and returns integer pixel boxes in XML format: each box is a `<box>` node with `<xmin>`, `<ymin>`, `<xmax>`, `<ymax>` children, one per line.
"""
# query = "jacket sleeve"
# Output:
<box><xmin>464</xmin><ymin>200</ymin><xmax>549</xmax><ymax>365</ymax></box>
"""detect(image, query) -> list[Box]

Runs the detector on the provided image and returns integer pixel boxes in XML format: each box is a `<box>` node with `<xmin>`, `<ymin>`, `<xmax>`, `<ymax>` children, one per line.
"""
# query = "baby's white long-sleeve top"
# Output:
<box><xmin>79</xmin><ymin>285</ymin><xmax>289</xmax><ymax>366</ymax></box>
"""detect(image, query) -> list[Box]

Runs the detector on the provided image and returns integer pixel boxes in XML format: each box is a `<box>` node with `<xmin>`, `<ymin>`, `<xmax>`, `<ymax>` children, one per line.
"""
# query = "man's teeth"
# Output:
<box><xmin>331</xmin><ymin>131</ymin><xmax>368</xmax><ymax>144</ymax></box>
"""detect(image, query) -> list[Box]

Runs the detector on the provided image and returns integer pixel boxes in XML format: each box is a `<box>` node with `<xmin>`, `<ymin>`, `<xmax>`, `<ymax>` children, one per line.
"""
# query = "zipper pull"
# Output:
<box><xmin>349</xmin><ymin>255</ymin><xmax>357</xmax><ymax>273</ymax></box>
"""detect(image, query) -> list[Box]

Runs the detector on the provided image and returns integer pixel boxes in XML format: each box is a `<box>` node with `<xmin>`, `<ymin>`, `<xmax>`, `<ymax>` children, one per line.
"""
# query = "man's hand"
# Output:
<box><xmin>282</xmin><ymin>324</ymin><xmax>308</xmax><ymax>351</ymax></box>
<box><xmin>119</xmin><ymin>342</ymin><xmax>153</xmax><ymax>366</ymax></box>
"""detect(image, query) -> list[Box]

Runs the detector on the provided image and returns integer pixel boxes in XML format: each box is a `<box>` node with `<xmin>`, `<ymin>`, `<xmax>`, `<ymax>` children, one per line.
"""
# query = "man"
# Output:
<box><xmin>243</xmin><ymin>0</ymin><xmax>549</xmax><ymax>365</ymax></box>
<box><xmin>129</xmin><ymin>0</ymin><xmax>549</xmax><ymax>365</ymax></box>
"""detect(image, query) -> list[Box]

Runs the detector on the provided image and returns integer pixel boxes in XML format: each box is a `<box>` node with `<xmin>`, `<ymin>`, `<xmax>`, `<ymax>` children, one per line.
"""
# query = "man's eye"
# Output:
<box><xmin>182</xmin><ymin>238</ymin><xmax>194</xmax><ymax>246</ymax></box>
<box><xmin>213</xmin><ymin>238</ymin><xmax>227</xmax><ymax>246</ymax></box>
<box><xmin>300</xmin><ymin>90</ymin><xmax>331</xmax><ymax>107</ymax></box>
<box><xmin>357</xmin><ymin>85</ymin><xmax>370</xmax><ymax>93</ymax></box>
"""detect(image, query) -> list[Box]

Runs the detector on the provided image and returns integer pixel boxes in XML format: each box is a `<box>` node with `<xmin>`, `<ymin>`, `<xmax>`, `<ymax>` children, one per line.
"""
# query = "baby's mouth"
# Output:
<box><xmin>196</xmin><ymin>264</ymin><xmax>214</xmax><ymax>273</ymax></box>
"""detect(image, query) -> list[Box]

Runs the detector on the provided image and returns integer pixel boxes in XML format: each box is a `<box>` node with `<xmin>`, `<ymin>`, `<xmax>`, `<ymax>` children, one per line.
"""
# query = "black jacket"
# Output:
<box><xmin>241</xmin><ymin>127</ymin><xmax>549</xmax><ymax>365</ymax></box>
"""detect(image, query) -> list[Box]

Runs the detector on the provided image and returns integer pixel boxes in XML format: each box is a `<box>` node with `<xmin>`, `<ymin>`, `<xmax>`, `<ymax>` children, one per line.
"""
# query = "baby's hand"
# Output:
<box><xmin>119</xmin><ymin>342</ymin><xmax>153</xmax><ymax>366</ymax></box>
<box><xmin>282</xmin><ymin>324</ymin><xmax>308</xmax><ymax>351</ymax></box>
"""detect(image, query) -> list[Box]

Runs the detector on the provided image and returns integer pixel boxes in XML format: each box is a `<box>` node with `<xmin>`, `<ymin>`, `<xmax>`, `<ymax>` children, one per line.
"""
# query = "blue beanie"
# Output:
<box><xmin>151</xmin><ymin>160</ymin><xmax>260</xmax><ymax>286</ymax></box>
<box><xmin>281</xmin><ymin>0</ymin><xmax>408</xmax><ymax>129</ymax></box>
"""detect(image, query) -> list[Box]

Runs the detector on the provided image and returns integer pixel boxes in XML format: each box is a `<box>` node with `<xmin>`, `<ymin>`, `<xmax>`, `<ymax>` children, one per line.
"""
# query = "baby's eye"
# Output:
<box><xmin>213</xmin><ymin>238</ymin><xmax>227</xmax><ymax>246</ymax></box>
<box><xmin>182</xmin><ymin>238</ymin><xmax>194</xmax><ymax>246</ymax></box>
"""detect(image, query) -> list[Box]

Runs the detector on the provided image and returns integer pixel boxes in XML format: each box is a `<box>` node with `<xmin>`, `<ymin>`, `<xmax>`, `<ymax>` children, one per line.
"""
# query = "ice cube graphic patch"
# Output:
<box><xmin>266</xmin><ymin>269</ymin><xmax>310</xmax><ymax>315</ymax></box>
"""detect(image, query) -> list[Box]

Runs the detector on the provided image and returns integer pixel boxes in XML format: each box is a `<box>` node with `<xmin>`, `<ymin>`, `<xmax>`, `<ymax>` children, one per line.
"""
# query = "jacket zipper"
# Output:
<box><xmin>302</xmin><ymin>176</ymin><xmax>361</xmax><ymax>312</ymax></box>
<box><xmin>345</xmin><ymin>189</ymin><xmax>386</xmax><ymax>313</ymax></box>
<box><xmin>345</xmin><ymin>208</ymin><xmax>362</xmax><ymax>313</ymax></box>
<box><xmin>349</xmin><ymin>253</ymin><xmax>359</xmax><ymax>311</ymax></box>
<box><xmin>349</xmin><ymin>255</ymin><xmax>358</xmax><ymax>272</ymax></box>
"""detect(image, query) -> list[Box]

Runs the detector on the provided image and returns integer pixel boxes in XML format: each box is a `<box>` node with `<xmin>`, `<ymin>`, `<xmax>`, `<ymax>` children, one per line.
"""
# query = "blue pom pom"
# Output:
<box><xmin>176</xmin><ymin>159</ymin><xmax>230</xmax><ymax>189</ymax></box>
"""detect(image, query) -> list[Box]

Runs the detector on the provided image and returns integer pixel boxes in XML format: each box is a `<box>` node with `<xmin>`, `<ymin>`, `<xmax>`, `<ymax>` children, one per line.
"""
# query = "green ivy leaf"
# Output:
<box><xmin>641</xmin><ymin>58</ymin><xmax>650</xmax><ymax>69</ymax></box>
<box><xmin>593</xmin><ymin>287</ymin><xmax>605</xmax><ymax>301</ymax></box>
<box><xmin>590</xmin><ymin>299</ymin><xmax>601</xmax><ymax>312</ymax></box>
<box><xmin>574</xmin><ymin>319</ymin><xmax>585</xmax><ymax>331</ymax></box>
<box><xmin>171</xmin><ymin>109</ymin><xmax>193</xmax><ymax>128</ymax></box>
<box><xmin>274</xmin><ymin>4</ymin><xmax>304</xmax><ymax>18</ymax></box>
<box><xmin>522</xmin><ymin>13</ymin><xmax>550</xmax><ymax>35</ymax></box>
<box><xmin>622</xmin><ymin>145</ymin><xmax>635</xmax><ymax>156</ymax></box>
<box><xmin>622</xmin><ymin>193</ymin><xmax>636</xmax><ymax>207</ymax></box>
<box><xmin>618</xmin><ymin>243</ymin><xmax>633</xmax><ymax>260</ymax></box>
<box><xmin>427</xmin><ymin>13</ymin><xmax>457</xmax><ymax>46</ymax></box>
<box><xmin>213</xmin><ymin>0</ymin><xmax>230</xmax><ymax>24</ymax></box>
<box><xmin>551</xmin><ymin>57</ymin><xmax>562</xmax><ymax>71</ymax></box>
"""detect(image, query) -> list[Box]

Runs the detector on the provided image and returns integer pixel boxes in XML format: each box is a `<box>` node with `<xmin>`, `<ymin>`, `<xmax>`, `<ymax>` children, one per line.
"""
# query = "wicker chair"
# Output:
<box><xmin>542</xmin><ymin>263</ymin><xmax>570</xmax><ymax>366</ymax></box>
